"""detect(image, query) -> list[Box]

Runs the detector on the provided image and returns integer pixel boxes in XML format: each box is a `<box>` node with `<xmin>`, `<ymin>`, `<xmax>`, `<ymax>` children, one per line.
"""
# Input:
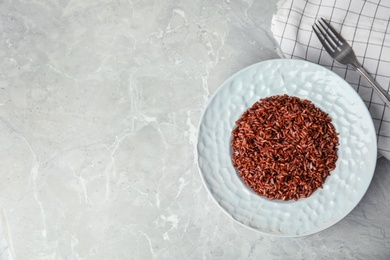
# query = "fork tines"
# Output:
<box><xmin>312</xmin><ymin>18</ymin><xmax>346</xmax><ymax>53</ymax></box>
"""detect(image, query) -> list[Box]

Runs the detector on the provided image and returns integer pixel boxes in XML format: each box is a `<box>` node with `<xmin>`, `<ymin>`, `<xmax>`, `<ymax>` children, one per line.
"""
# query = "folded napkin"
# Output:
<box><xmin>272</xmin><ymin>0</ymin><xmax>390</xmax><ymax>160</ymax></box>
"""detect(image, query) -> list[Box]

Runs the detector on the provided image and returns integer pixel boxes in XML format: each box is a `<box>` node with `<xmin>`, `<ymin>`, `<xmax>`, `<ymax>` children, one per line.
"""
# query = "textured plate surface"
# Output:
<box><xmin>197</xmin><ymin>59</ymin><xmax>377</xmax><ymax>237</ymax></box>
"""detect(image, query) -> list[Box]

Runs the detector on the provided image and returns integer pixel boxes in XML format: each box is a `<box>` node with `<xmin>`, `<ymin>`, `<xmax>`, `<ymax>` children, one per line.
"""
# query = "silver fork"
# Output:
<box><xmin>313</xmin><ymin>18</ymin><xmax>390</xmax><ymax>107</ymax></box>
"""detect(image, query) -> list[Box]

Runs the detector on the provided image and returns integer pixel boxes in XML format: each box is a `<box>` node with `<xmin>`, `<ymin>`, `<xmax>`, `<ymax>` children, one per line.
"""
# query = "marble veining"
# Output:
<box><xmin>0</xmin><ymin>0</ymin><xmax>389</xmax><ymax>259</ymax></box>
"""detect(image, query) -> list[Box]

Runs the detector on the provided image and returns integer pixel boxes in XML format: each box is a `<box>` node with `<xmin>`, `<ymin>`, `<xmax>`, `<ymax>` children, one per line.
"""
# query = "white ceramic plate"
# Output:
<box><xmin>197</xmin><ymin>59</ymin><xmax>377</xmax><ymax>237</ymax></box>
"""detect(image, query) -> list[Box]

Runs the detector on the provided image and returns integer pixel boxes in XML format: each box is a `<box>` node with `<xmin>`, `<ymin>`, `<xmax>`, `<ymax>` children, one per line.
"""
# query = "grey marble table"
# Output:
<box><xmin>0</xmin><ymin>0</ymin><xmax>389</xmax><ymax>259</ymax></box>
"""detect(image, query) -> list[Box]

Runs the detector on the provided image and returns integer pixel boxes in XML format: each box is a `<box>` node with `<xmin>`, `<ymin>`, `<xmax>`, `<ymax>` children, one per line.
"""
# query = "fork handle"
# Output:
<box><xmin>354</xmin><ymin>66</ymin><xmax>390</xmax><ymax>108</ymax></box>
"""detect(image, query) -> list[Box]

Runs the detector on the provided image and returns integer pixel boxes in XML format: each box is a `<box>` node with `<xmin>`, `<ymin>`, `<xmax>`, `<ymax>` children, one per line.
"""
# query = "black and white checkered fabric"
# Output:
<box><xmin>272</xmin><ymin>0</ymin><xmax>390</xmax><ymax>160</ymax></box>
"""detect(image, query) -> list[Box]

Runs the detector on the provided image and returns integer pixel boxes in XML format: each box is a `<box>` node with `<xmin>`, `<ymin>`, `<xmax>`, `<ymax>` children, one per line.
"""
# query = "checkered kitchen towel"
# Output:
<box><xmin>272</xmin><ymin>0</ymin><xmax>390</xmax><ymax>160</ymax></box>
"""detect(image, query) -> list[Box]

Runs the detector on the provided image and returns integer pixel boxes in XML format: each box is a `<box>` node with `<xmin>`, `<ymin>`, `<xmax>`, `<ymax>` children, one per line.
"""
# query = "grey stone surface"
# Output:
<box><xmin>0</xmin><ymin>0</ymin><xmax>388</xmax><ymax>259</ymax></box>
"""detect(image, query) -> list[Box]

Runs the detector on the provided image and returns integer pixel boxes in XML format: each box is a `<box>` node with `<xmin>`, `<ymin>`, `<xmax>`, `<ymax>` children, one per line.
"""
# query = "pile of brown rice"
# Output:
<box><xmin>231</xmin><ymin>94</ymin><xmax>339</xmax><ymax>201</ymax></box>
